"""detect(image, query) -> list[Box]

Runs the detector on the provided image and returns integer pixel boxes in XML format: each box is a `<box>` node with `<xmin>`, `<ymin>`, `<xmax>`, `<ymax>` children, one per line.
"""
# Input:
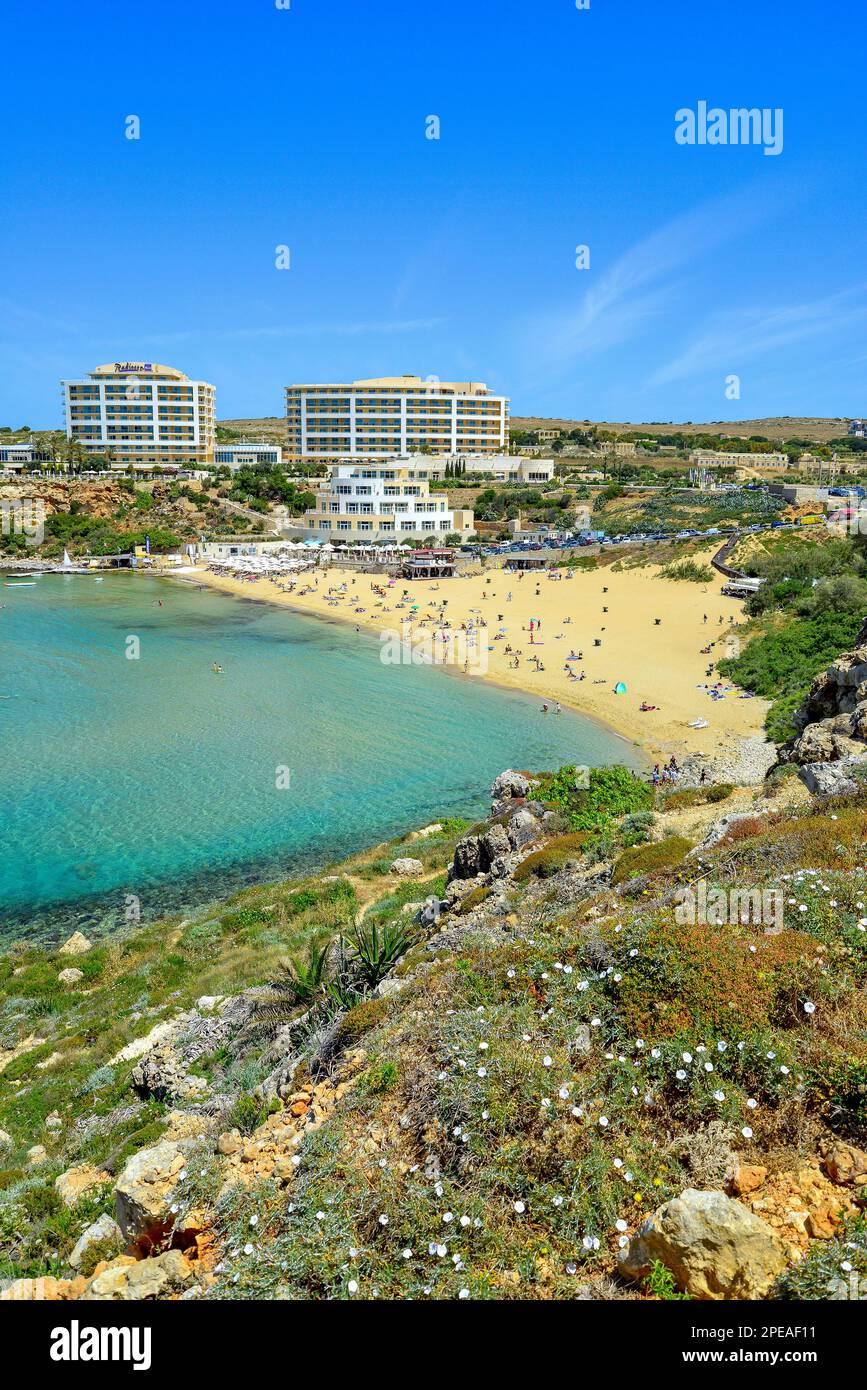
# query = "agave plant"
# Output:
<box><xmin>348</xmin><ymin>920</ymin><xmax>418</xmax><ymax>988</ymax></box>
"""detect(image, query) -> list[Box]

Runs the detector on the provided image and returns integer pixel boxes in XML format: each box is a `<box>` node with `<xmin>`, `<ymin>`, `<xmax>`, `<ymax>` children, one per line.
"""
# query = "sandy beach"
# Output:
<box><xmin>187</xmin><ymin>560</ymin><xmax>768</xmax><ymax>762</ymax></box>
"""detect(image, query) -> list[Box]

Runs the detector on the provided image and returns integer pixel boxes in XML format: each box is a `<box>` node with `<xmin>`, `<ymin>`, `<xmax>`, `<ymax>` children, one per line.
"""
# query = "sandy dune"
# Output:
<box><xmin>187</xmin><ymin>561</ymin><xmax>768</xmax><ymax>761</ymax></box>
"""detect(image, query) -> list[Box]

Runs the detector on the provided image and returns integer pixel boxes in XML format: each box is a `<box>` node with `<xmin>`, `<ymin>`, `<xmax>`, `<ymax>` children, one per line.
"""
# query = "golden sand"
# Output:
<box><xmin>186</xmin><ymin>561</ymin><xmax>768</xmax><ymax>761</ymax></box>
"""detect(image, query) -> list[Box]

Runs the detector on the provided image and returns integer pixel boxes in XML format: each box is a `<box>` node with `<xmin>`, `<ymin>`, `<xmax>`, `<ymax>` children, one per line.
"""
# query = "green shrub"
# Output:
<box><xmin>658</xmin><ymin>559</ymin><xmax>714</xmax><ymax>582</ymax></box>
<box><xmin>456</xmin><ymin>886</ymin><xmax>492</xmax><ymax>914</ymax></box>
<box><xmin>334</xmin><ymin>997</ymin><xmax>389</xmax><ymax>1046</ymax></box>
<box><xmin>540</xmin><ymin>765</ymin><xmax>651</xmax><ymax>832</ymax></box>
<box><xmin>705</xmin><ymin>782</ymin><xmax>734</xmax><ymax>803</ymax></box>
<box><xmin>618</xmin><ymin>811</ymin><xmax>655</xmax><ymax>847</ymax></box>
<box><xmin>226</xmin><ymin>1091</ymin><xmax>280</xmax><ymax>1136</ymax></box>
<box><xmin>611</xmin><ymin>836</ymin><xmax>692</xmax><ymax>886</ymax></box>
<box><xmin>645</xmin><ymin>1259</ymin><xmax>691</xmax><ymax>1299</ymax></box>
<box><xmin>76</xmin><ymin>1232</ymin><xmax>126</xmax><ymax>1278</ymax></box>
<box><xmin>511</xmin><ymin>832</ymin><xmax>589</xmax><ymax>881</ymax></box>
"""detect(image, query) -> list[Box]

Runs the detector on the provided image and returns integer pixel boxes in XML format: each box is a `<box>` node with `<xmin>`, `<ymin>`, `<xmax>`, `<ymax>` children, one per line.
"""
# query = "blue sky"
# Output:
<box><xmin>1</xmin><ymin>0</ymin><xmax>865</xmax><ymax>427</ymax></box>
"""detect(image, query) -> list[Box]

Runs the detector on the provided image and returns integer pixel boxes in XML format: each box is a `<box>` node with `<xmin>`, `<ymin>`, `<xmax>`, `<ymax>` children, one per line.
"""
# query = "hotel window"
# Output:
<box><xmin>337</xmin><ymin>521</ymin><xmax>351</xmax><ymax>531</ymax></box>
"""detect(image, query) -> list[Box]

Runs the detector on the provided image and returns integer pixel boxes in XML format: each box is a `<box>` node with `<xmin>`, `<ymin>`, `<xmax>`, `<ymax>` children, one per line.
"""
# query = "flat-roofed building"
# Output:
<box><xmin>690</xmin><ymin>449</ymin><xmax>788</xmax><ymax>472</ymax></box>
<box><xmin>214</xmin><ymin>442</ymin><xmax>283</xmax><ymax>470</ymax></box>
<box><xmin>304</xmin><ymin>459</ymin><xmax>474</xmax><ymax>540</ymax></box>
<box><xmin>320</xmin><ymin>452</ymin><xmax>553</xmax><ymax>484</ymax></box>
<box><xmin>62</xmin><ymin>362</ymin><xmax>215</xmax><ymax>469</ymax></box>
<box><xmin>286</xmin><ymin>376</ymin><xmax>508</xmax><ymax>461</ymax></box>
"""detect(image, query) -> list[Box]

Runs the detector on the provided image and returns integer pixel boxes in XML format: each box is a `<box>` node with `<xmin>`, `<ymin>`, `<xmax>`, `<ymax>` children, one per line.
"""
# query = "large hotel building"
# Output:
<box><xmin>62</xmin><ymin>362</ymin><xmax>215</xmax><ymax>469</ymax></box>
<box><xmin>285</xmin><ymin>375</ymin><xmax>508</xmax><ymax>462</ymax></box>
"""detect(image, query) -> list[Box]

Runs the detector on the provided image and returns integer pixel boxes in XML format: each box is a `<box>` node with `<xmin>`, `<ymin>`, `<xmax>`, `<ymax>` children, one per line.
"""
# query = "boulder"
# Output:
<box><xmin>506</xmin><ymin>808</ymin><xmax>544</xmax><ymax>849</ymax></box>
<box><xmin>849</xmin><ymin>702</ymin><xmax>867</xmax><ymax>740</ymax></box>
<box><xmin>449</xmin><ymin>833</ymin><xmax>483</xmax><ymax>882</ymax></box>
<box><xmin>727</xmin><ymin>1163</ymin><xmax>767</xmax><ymax>1198</ymax></box>
<box><xmin>114</xmin><ymin>1140</ymin><xmax>188</xmax><ymax>1247</ymax></box>
<box><xmin>829</xmin><ymin>650</ymin><xmax>867</xmax><ymax>689</ymax></box>
<box><xmin>58</xmin><ymin>968</ymin><xmax>84</xmax><ymax>987</ymax></box>
<box><xmin>55</xmin><ymin>1163</ymin><xmax>112</xmax><ymax>1209</ymax></box>
<box><xmin>481</xmin><ymin>823</ymin><xmax>511</xmax><ymax>861</ymax></box>
<box><xmin>821</xmin><ymin>1140</ymin><xmax>867</xmax><ymax>1187</ymax></box>
<box><xmin>58</xmin><ymin>931</ymin><xmax>92</xmax><ymax>957</ymax></box>
<box><xmin>490</xmin><ymin>769</ymin><xmax>530</xmax><ymax>804</ymax></box>
<box><xmin>81</xmin><ymin>1249</ymin><xmax>193</xmax><ymax>1301</ymax></box>
<box><xmin>131</xmin><ymin>1045</ymin><xmax>209</xmax><ymax>1103</ymax></box>
<box><xmin>0</xmin><ymin>1128</ymin><xmax>12</xmax><ymax>1152</ymax></box>
<box><xmin>389</xmin><ymin>857</ymin><xmax>424</xmax><ymax>877</ymax></box>
<box><xmin>26</xmin><ymin>1145</ymin><xmax>48</xmax><ymax>1165</ymax></box>
<box><xmin>68</xmin><ymin>1213</ymin><xmax>123</xmax><ymax>1269</ymax></box>
<box><xmin>798</xmin><ymin>760</ymin><xmax>862</xmax><ymax>799</ymax></box>
<box><xmin>791</xmin><ymin>723</ymin><xmax>839</xmax><ymax>764</ymax></box>
<box><xmin>618</xmin><ymin>1188</ymin><xmax>788</xmax><ymax>1299</ymax></box>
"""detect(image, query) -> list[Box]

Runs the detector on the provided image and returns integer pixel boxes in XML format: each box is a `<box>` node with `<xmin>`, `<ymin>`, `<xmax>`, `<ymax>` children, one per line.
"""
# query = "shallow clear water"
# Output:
<box><xmin>0</xmin><ymin>573</ymin><xmax>643</xmax><ymax>942</ymax></box>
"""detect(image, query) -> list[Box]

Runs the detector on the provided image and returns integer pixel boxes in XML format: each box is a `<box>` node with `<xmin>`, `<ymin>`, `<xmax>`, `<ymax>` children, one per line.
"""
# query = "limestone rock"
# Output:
<box><xmin>26</xmin><ymin>1145</ymin><xmax>48</xmax><ymax>1165</ymax></box>
<box><xmin>132</xmin><ymin>1045</ymin><xmax>209</xmax><ymax>1103</ymax></box>
<box><xmin>798</xmin><ymin>760</ymin><xmax>862</xmax><ymax>799</ymax></box>
<box><xmin>389</xmin><ymin>857</ymin><xmax>424</xmax><ymax>877</ymax></box>
<box><xmin>114</xmin><ymin>1140</ymin><xmax>188</xmax><ymax>1247</ymax></box>
<box><xmin>490</xmin><ymin>769</ymin><xmax>530</xmax><ymax>803</ymax></box>
<box><xmin>58</xmin><ymin>967</ymin><xmax>84</xmax><ymax>987</ymax></box>
<box><xmin>58</xmin><ymin>931</ymin><xmax>92</xmax><ymax>956</ymax></box>
<box><xmin>55</xmin><ymin>1163</ymin><xmax>112</xmax><ymax>1208</ymax></box>
<box><xmin>0</xmin><ymin>1128</ymin><xmax>12</xmax><ymax>1151</ymax></box>
<box><xmin>481</xmin><ymin>823</ymin><xmax>511</xmax><ymax>860</ymax></box>
<box><xmin>69</xmin><ymin>1213</ymin><xmax>123</xmax><ymax>1269</ymax></box>
<box><xmin>506</xmin><ymin>808</ymin><xmax>544</xmax><ymax>849</ymax></box>
<box><xmin>618</xmin><ymin>1188</ymin><xmax>788</xmax><ymax>1299</ymax></box>
<box><xmin>81</xmin><ymin>1249</ymin><xmax>192</xmax><ymax>1300</ymax></box>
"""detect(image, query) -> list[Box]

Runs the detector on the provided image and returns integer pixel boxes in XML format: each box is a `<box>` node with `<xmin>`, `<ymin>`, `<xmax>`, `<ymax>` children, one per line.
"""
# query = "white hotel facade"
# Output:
<box><xmin>305</xmin><ymin>460</ymin><xmax>475</xmax><ymax>540</ymax></box>
<box><xmin>61</xmin><ymin>362</ymin><xmax>216</xmax><ymax>469</ymax></box>
<box><xmin>286</xmin><ymin>375</ymin><xmax>508</xmax><ymax>462</ymax></box>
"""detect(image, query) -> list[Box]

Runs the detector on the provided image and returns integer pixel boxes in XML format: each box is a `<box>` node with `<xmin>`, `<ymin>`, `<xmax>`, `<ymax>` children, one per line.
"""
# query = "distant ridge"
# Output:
<box><xmin>212</xmin><ymin>415</ymin><xmax>854</xmax><ymax>447</ymax></box>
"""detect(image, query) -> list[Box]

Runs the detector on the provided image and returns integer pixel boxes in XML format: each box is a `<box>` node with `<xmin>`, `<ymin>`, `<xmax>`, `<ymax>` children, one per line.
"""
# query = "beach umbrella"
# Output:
<box><xmin>614</xmin><ymin>681</ymin><xmax>627</xmax><ymax>694</ymax></box>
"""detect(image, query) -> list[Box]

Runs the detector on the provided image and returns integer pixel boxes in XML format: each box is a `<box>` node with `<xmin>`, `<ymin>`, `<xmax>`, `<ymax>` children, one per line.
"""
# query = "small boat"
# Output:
<box><xmin>4</xmin><ymin>582</ymin><xmax>36</xmax><ymax>587</ymax></box>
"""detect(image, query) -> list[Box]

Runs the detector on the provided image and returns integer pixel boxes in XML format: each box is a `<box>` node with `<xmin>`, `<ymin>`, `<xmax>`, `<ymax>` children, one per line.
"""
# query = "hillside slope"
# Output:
<box><xmin>1</xmin><ymin>767</ymin><xmax>865</xmax><ymax>1303</ymax></box>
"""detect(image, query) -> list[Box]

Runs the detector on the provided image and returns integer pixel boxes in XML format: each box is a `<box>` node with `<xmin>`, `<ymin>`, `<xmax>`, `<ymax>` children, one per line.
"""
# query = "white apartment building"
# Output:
<box><xmin>61</xmin><ymin>362</ymin><xmax>215</xmax><ymax>468</ymax></box>
<box><xmin>305</xmin><ymin>460</ymin><xmax>474</xmax><ymax>540</ymax></box>
<box><xmin>214</xmin><ymin>442</ymin><xmax>283</xmax><ymax>470</ymax></box>
<box><xmin>286</xmin><ymin>376</ymin><xmax>508</xmax><ymax>461</ymax></box>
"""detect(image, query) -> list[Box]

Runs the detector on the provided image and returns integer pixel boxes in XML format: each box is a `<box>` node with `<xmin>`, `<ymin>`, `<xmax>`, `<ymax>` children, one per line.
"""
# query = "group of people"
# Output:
<box><xmin>651</xmin><ymin>756</ymin><xmax>682</xmax><ymax>785</ymax></box>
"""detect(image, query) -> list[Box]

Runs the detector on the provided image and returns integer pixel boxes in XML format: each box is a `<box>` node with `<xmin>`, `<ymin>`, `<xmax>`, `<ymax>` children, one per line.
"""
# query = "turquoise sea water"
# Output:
<box><xmin>0</xmin><ymin>573</ymin><xmax>643</xmax><ymax>943</ymax></box>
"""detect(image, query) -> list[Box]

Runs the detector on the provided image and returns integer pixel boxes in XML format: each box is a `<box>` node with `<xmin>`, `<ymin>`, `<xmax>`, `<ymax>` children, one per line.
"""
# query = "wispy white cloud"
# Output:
<box><xmin>516</xmin><ymin>183</ymin><xmax>793</xmax><ymax>389</ymax></box>
<box><xmin>648</xmin><ymin>287</ymin><xmax>867</xmax><ymax>386</ymax></box>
